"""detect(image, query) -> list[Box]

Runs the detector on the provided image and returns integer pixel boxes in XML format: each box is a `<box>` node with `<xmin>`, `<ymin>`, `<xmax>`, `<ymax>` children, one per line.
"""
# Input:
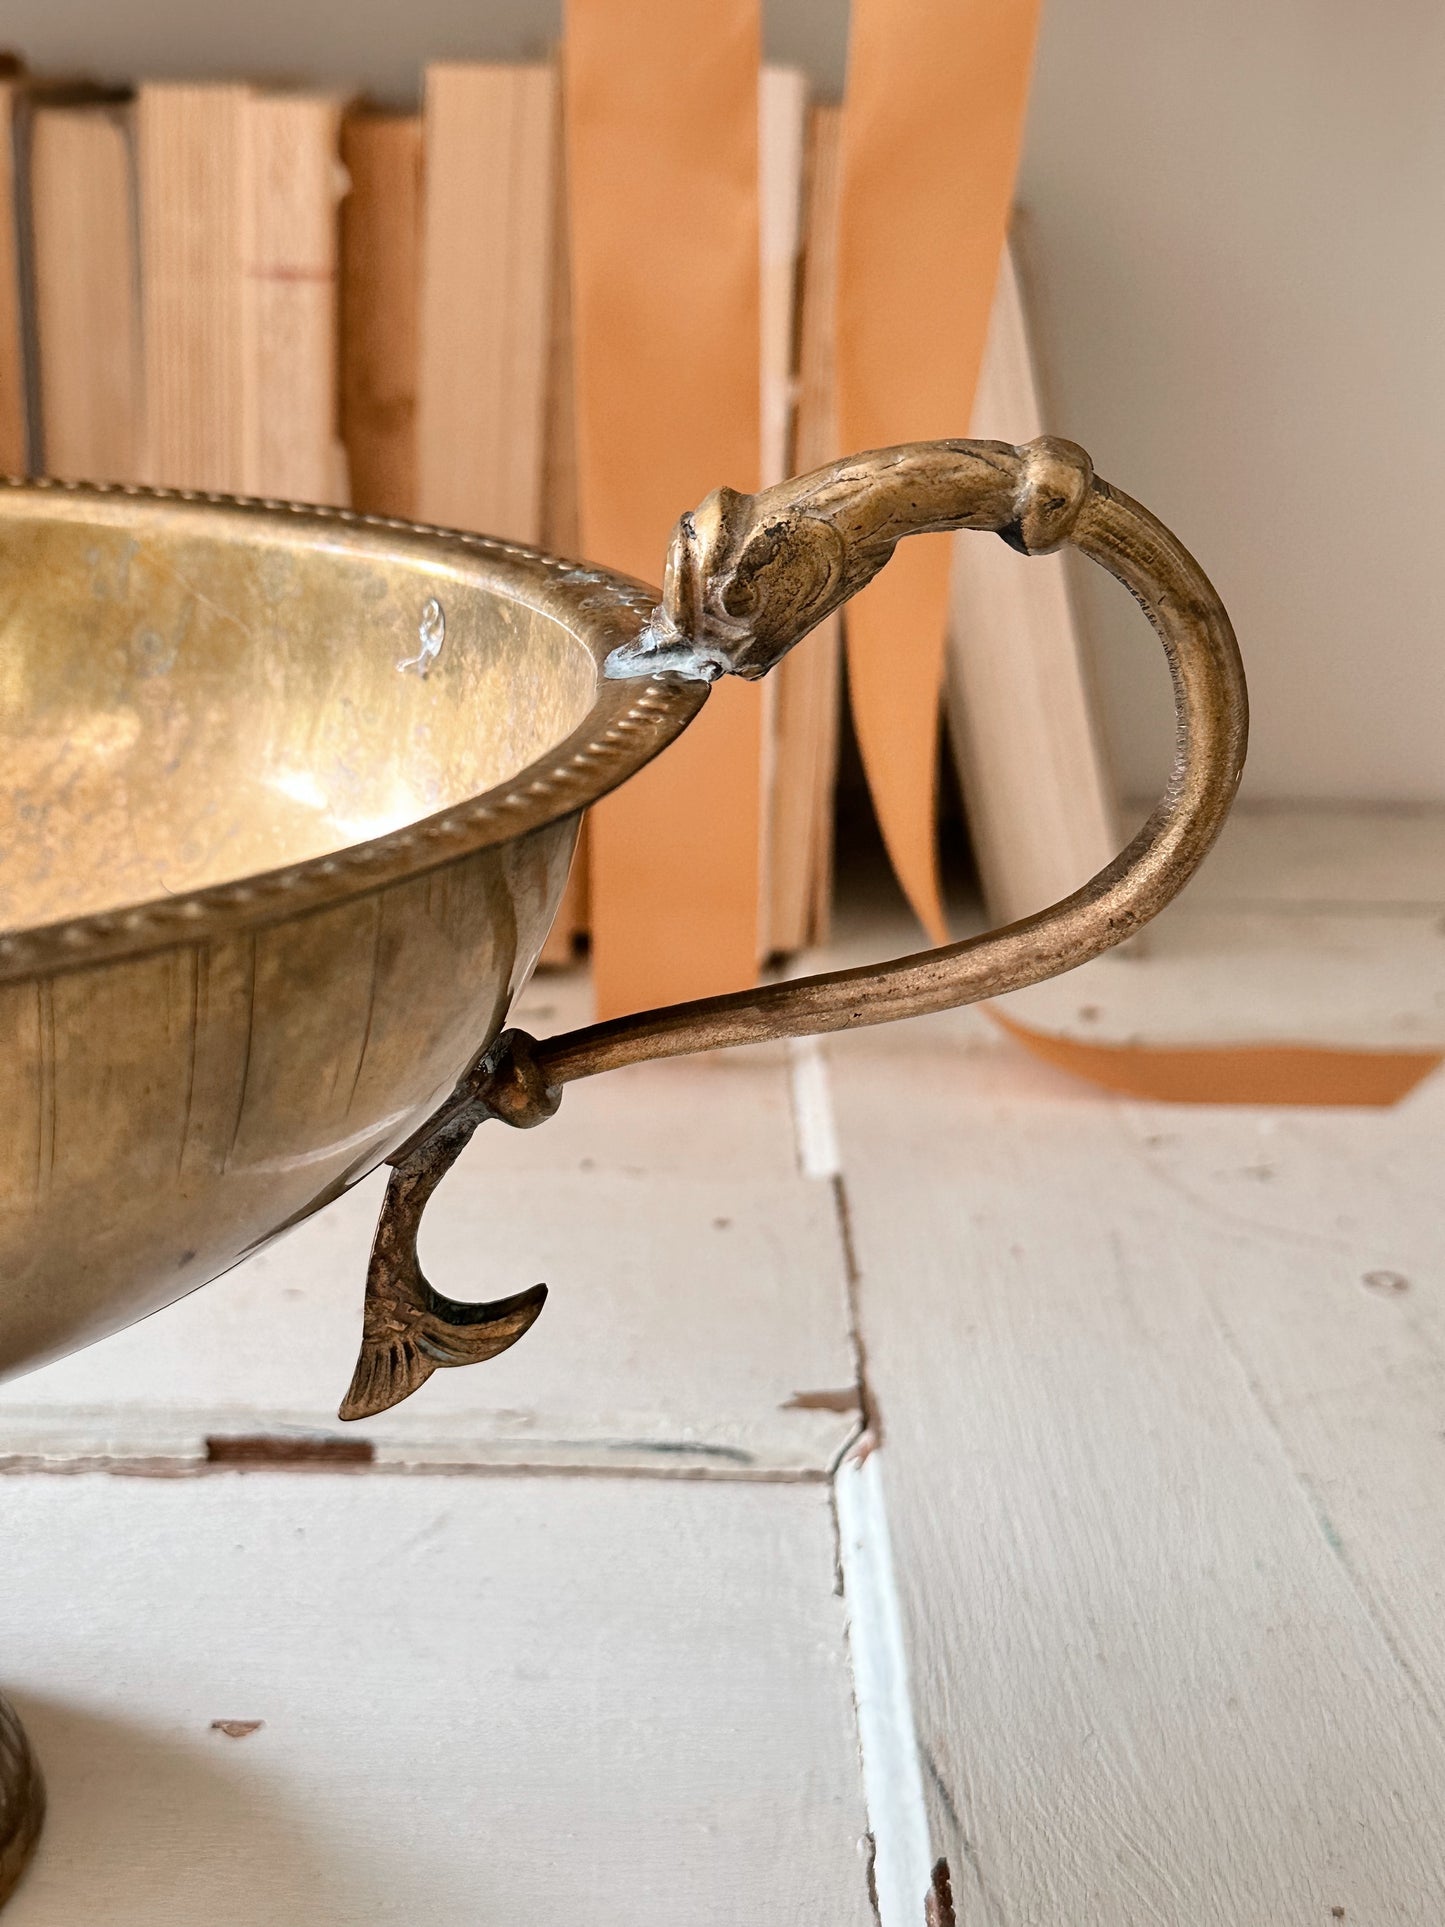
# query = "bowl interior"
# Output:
<box><xmin>0</xmin><ymin>501</ymin><xmax>599</xmax><ymax>931</ymax></box>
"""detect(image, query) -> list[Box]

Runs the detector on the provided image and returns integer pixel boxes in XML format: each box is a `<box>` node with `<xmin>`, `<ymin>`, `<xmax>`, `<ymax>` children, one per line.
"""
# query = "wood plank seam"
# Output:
<box><xmin>0</xmin><ymin>1454</ymin><xmax>837</xmax><ymax>1486</ymax></box>
<box><xmin>792</xmin><ymin>1036</ymin><xmax>938</xmax><ymax>1927</ymax></box>
<box><xmin>836</xmin><ymin>1453</ymin><xmax>935</xmax><ymax>1927</ymax></box>
<box><xmin>787</xmin><ymin>1038</ymin><xmax>876</xmax><ymax>1465</ymax></box>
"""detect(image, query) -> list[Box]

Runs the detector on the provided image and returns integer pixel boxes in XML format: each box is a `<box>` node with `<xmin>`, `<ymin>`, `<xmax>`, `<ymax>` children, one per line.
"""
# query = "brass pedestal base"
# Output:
<box><xmin>0</xmin><ymin>1696</ymin><xmax>43</xmax><ymax>1908</ymax></box>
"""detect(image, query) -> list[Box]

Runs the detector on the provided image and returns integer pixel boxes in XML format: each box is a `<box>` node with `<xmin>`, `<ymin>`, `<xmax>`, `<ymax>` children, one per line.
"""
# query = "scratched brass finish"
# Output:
<box><xmin>340</xmin><ymin>436</ymin><xmax>1246</xmax><ymax>1420</ymax></box>
<box><xmin>0</xmin><ymin>479</ymin><xmax>704</xmax><ymax>1384</ymax></box>
<box><xmin>0</xmin><ymin>440</ymin><xmax>1244</xmax><ymax>1425</ymax></box>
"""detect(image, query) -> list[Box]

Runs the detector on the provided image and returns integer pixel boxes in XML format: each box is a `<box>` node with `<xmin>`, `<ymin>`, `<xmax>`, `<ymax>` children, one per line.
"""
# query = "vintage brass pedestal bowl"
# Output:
<box><xmin>0</xmin><ymin>437</ymin><xmax>1245</xmax><ymax>1904</ymax></box>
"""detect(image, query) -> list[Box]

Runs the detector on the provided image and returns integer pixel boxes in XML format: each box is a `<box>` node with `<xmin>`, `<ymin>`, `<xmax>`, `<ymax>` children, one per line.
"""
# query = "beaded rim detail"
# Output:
<box><xmin>0</xmin><ymin>479</ymin><xmax>708</xmax><ymax>982</ymax></box>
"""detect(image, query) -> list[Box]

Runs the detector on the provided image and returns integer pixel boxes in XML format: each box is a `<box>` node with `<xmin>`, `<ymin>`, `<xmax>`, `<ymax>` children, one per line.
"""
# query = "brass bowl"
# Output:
<box><xmin>0</xmin><ymin>436</ymin><xmax>1245</xmax><ymax>1905</ymax></box>
<box><xmin>0</xmin><ymin>480</ymin><xmax>703</xmax><ymax>1389</ymax></box>
<box><xmin>0</xmin><ymin>436</ymin><xmax>1246</xmax><ymax>1423</ymax></box>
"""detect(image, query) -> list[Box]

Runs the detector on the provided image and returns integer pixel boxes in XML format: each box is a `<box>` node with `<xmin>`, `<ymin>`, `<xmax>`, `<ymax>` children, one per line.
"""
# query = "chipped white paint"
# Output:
<box><xmin>0</xmin><ymin>1474</ymin><xmax>875</xmax><ymax>1925</ymax></box>
<box><xmin>788</xmin><ymin>1035</ymin><xmax>841</xmax><ymax>1181</ymax></box>
<box><xmin>836</xmin><ymin>1451</ymin><xmax>934</xmax><ymax>1927</ymax></box>
<box><xmin>830</xmin><ymin>1004</ymin><xmax>1445</xmax><ymax>1922</ymax></box>
<box><xmin>8</xmin><ymin>807</ymin><xmax>1443</xmax><ymax>1920</ymax></box>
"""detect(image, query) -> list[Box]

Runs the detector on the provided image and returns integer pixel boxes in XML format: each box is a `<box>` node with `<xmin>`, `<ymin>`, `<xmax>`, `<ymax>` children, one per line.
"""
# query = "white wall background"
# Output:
<box><xmin>1022</xmin><ymin>0</ymin><xmax>1445</xmax><ymax>804</ymax></box>
<box><xmin>9</xmin><ymin>0</ymin><xmax>1439</xmax><ymax>802</ymax></box>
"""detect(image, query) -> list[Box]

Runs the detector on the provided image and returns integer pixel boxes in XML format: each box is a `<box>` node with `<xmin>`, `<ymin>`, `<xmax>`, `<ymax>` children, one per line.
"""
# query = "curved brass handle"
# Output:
<box><xmin>340</xmin><ymin>437</ymin><xmax>1246</xmax><ymax>1420</ymax></box>
<box><xmin>537</xmin><ymin>435</ymin><xmax>1247</xmax><ymax>1078</ymax></box>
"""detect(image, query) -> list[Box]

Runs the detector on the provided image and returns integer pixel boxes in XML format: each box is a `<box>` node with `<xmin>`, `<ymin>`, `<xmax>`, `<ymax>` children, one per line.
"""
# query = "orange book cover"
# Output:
<box><xmin>565</xmin><ymin>0</ymin><xmax>763</xmax><ymax>1019</ymax></box>
<box><xmin>837</xmin><ymin>0</ymin><xmax>1043</xmax><ymax>941</ymax></box>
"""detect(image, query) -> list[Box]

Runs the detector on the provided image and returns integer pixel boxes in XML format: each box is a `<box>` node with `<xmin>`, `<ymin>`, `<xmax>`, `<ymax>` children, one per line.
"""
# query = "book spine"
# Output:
<box><xmin>339</xmin><ymin>111</ymin><xmax>421</xmax><ymax>519</ymax></box>
<box><xmin>836</xmin><ymin>0</ymin><xmax>1043</xmax><ymax>942</ymax></box>
<box><xmin>243</xmin><ymin>92</ymin><xmax>348</xmax><ymax>505</ymax></box>
<box><xmin>766</xmin><ymin>98</ymin><xmax>842</xmax><ymax>956</ymax></box>
<box><xmin>415</xmin><ymin>63</ymin><xmax>557</xmax><ymax>545</ymax></box>
<box><xmin>0</xmin><ymin>80</ymin><xmax>30</xmax><ymax>473</ymax></box>
<box><xmin>137</xmin><ymin>82</ymin><xmax>250</xmax><ymax>493</ymax></box>
<box><xmin>538</xmin><ymin>75</ymin><xmax>587</xmax><ymax>968</ymax></box>
<box><xmin>566</xmin><ymin>0</ymin><xmax>764</xmax><ymax>1016</ymax></box>
<box><xmin>28</xmin><ymin>101</ymin><xmax>142</xmax><ymax>484</ymax></box>
<box><xmin>947</xmin><ymin>237</ymin><xmax>1117</xmax><ymax>925</ymax></box>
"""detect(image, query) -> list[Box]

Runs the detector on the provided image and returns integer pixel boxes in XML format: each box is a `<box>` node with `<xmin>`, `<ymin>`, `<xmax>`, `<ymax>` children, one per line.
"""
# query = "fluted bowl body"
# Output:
<box><xmin>0</xmin><ymin>483</ymin><xmax>701</xmax><ymax>1380</ymax></box>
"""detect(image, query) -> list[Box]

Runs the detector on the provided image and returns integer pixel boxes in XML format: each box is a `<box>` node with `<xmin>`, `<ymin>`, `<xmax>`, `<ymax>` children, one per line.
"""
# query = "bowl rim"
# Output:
<box><xmin>0</xmin><ymin>477</ymin><xmax>707</xmax><ymax>982</ymax></box>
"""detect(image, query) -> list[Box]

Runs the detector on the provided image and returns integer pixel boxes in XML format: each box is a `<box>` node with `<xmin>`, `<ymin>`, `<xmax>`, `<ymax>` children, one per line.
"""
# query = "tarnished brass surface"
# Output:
<box><xmin>0</xmin><ymin>439</ymin><xmax>1245</xmax><ymax>1425</ymax></box>
<box><xmin>0</xmin><ymin>479</ymin><xmax>703</xmax><ymax>1382</ymax></box>
<box><xmin>563</xmin><ymin>436</ymin><xmax>1247</xmax><ymax>1072</ymax></box>
<box><xmin>341</xmin><ymin>438</ymin><xmax>1245</xmax><ymax>1420</ymax></box>
<box><xmin>0</xmin><ymin>440</ymin><xmax>1246</xmax><ymax>1897</ymax></box>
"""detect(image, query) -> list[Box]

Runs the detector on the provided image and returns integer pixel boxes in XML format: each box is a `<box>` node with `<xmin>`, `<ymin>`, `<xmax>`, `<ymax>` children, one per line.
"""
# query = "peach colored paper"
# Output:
<box><xmin>565</xmin><ymin>0</ymin><xmax>763</xmax><ymax>1019</ymax></box>
<box><xmin>993</xmin><ymin>1014</ymin><xmax>1441</xmax><ymax>1109</ymax></box>
<box><xmin>837</xmin><ymin>0</ymin><xmax>1042</xmax><ymax>940</ymax></box>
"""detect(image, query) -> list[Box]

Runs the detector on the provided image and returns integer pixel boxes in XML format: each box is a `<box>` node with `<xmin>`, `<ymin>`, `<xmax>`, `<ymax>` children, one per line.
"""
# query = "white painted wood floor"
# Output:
<box><xmin>1000</xmin><ymin>802</ymin><xmax>1445</xmax><ymax>1049</ymax></box>
<box><xmin>4</xmin><ymin>806</ymin><xmax>1444</xmax><ymax>1923</ymax></box>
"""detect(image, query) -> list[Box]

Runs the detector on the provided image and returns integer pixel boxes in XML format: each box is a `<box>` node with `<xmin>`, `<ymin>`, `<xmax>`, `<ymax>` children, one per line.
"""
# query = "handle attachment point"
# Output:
<box><xmin>338</xmin><ymin>1029</ymin><xmax>558</xmax><ymax>1422</ymax></box>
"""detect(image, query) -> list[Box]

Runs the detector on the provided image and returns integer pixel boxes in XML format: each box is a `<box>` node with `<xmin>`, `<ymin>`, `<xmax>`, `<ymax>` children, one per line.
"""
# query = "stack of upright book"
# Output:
<box><xmin>0</xmin><ymin>7</ymin><xmax>1116</xmax><ymax>1021</ymax></box>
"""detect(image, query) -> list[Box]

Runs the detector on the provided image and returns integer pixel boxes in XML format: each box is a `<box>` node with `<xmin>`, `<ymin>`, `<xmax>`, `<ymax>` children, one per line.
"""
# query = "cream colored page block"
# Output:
<box><xmin>416</xmin><ymin>63</ymin><xmax>556</xmax><ymax>544</ymax></box>
<box><xmin>767</xmin><ymin>103</ymin><xmax>843</xmax><ymax>955</ymax></box>
<box><xmin>0</xmin><ymin>971</ymin><xmax>861</xmax><ymax>1475</ymax></box>
<box><xmin>1</xmin><ymin>1473</ymin><xmax>875</xmax><ymax>1925</ymax></box>
<box><xmin>537</xmin><ymin>88</ymin><xmax>585</xmax><ymax>964</ymax></box>
<box><xmin>791</xmin><ymin>109</ymin><xmax>842</xmax><ymax>484</ymax></box>
<box><xmin>948</xmin><ymin>238</ymin><xmax>1116</xmax><ymax>924</ymax></box>
<box><xmin>137</xmin><ymin>84</ymin><xmax>249</xmax><ymax>493</ymax></box>
<box><xmin>243</xmin><ymin>93</ymin><xmax>348</xmax><ymax>505</ymax></box>
<box><xmin>29</xmin><ymin>105</ymin><xmax>141</xmax><ymax>484</ymax></box>
<box><xmin>758</xmin><ymin>65</ymin><xmax>807</xmax><ymax>491</ymax></box>
<box><xmin>830</xmin><ymin>1006</ymin><xmax>1445</xmax><ymax>1923</ymax></box>
<box><xmin>756</xmin><ymin>64</ymin><xmax>809</xmax><ymax>958</ymax></box>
